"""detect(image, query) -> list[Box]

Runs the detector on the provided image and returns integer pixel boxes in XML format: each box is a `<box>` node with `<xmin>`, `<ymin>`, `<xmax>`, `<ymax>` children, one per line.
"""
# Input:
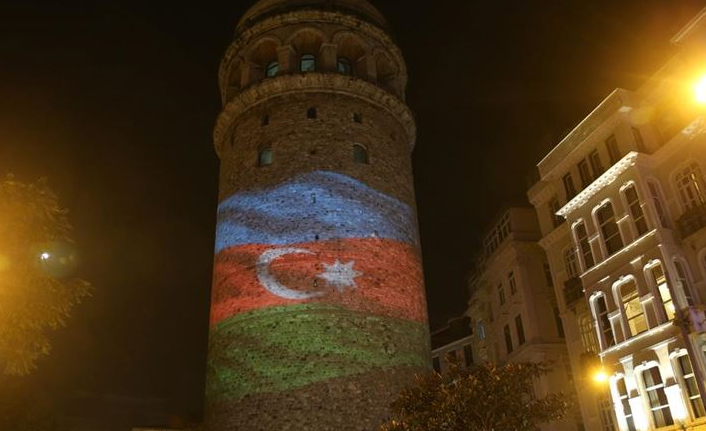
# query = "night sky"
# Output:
<box><xmin>1</xmin><ymin>0</ymin><xmax>705</xmax><ymax>427</ymax></box>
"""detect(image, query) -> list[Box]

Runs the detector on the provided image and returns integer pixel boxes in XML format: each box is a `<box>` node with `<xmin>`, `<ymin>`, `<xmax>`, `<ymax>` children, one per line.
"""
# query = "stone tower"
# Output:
<box><xmin>206</xmin><ymin>1</ymin><xmax>429</xmax><ymax>430</ymax></box>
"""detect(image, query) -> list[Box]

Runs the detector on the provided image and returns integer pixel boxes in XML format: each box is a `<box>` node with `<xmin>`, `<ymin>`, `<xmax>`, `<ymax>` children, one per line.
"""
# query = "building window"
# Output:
<box><xmin>261</xmin><ymin>114</ymin><xmax>270</xmax><ymax>126</ymax></box>
<box><xmin>265</xmin><ymin>61</ymin><xmax>279</xmax><ymax>78</ymax></box>
<box><xmin>623</xmin><ymin>185</ymin><xmax>648</xmax><ymax>236</ymax></box>
<box><xmin>300</xmin><ymin>54</ymin><xmax>316</xmax><ymax>72</ymax></box>
<box><xmin>563</xmin><ymin>173</ymin><xmax>577</xmax><ymax>199</ymax></box>
<box><xmin>620</xmin><ymin>279</ymin><xmax>647</xmax><ymax>337</ymax></box>
<box><xmin>543</xmin><ymin>263</ymin><xmax>553</xmax><ymax>287</ymax></box>
<box><xmin>632</xmin><ymin>126</ymin><xmax>646</xmax><ymax>153</ymax></box>
<box><xmin>258</xmin><ymin>148</ymin><xmax>273</xmax><ymax>167</ymax></box>
<box><xmin>307</xmin><ymin>107</ymin><xmax>317</xmax><ymax>119</ymax></box>
<box><xmin>565</xmin><ymin>247</ymin><xmax>579</xmax><ymax>278</ymax></box>
<box><xmin>463</xmin><ymin>344</ymin><xmax>473</xmax><ymax>367</ymax></box>
<box><xmin>432</xmin><ymin>356</ymin><xmax>441</xmax><ymax>372</ymax></box>
<box><xmin>647</xmin><ymin>181</ymin><xmax>669</xmax><ymax>228</ymax></box>
<box><xmin>615</xmin><ymin>377</ymin><xmax>636</xmax><ymax>431</ymax></box>
<box><xmin>575</xmin><ymin>222</ymin><xmax>595</xmax><ymax>269</ymax></box>
<box><xmin>676</xmin><ymin>163</ymin><xmax>706</xmax><ymax>210</ymax></box>
<box><xmin>508</xmin><ymin>271</ymin><xmax>517</xmax><ymax>295</ymax></box>
<box><xmin>484</xmin><ymin>213</ymin><xmax>510</xmax><ymax>256</ymax></box>
<box><xmin>578</xmin><ymin>312</ymin><xmax>598</xmax><ymax>353</ymax></box>
<box><xmin>578</xmin><ymin>159</ymin><xmax>592</xmax><ymax>187</ymax></box>
<box><xmin>674</xmin><ymin>260</ymin><xmax>696</xmax><ymax>306</ymax></box>
<box><xmin>606</xmin><ymin>135</ymin><xmax>620</xmax><ymax>164</ymax></box>
<box><xmin>676</xmin><ymin>354</ymin><xmax>705</xmax><ymax>418</ymax></box>
<box><xmin>504</xmin><ymin>324</ymin><xmax>513</xmax><ymax>354</ymax></box>
<box><xmin>598</xmin><ymin>393</ymin><xmax>617</xmax><ymax>431</ymax></box>
<box><xmin>337</xmin><ymin>57</ymin><xmax>353</xmax><ymax>75</ymax></box>
<box><xmin>593</xmin><ymin>295</ymin><xmax>615</xmax><ymax>347</ymax></box>
<box><xmin>649</xmin><ymin>262</ymin><xmax>675</xmax><ymax>320</ymax></box>
<box><xmin>553</xmin><ymin>307</ymin><xmax>565</xmax><ymax>338</ymax></box>
<box><xmin>642</xmin><ymin>366</ymin><xmax>674</xmax><ymax>428</ymax></box>
<box><xmin>353</xmin><ymin>112</ymin><xmax>362</xmax><ymax>123</ymax></box>
<box><xmin>476</xmin><ymin>319</ymin><xmax>486</xmax><ymax>340</ymax></box>
<box><xmin>590</xmin><ymin>150</ymin><xmax>604</xmax><ymax>177</ymax></box>
<box><xmin>549</xmin><ymin>196</ymin><xmax>563</xmax><ymax>228</ymax></box>
<box><xmin>353</xmin><ymin>144</ymin><xmax>369</xmax><ymax>164</ymax></box>
<box><xmin>498</xmin><ymin>284</ymin><xmax>506</xmax><ymax>306</ymax></box>
<box><xmin>596</xmin><ymin>203</ymin><xmax>623</xmax><ymax>255</ymax></box>
<box><xmin>515</xmin><ymin>315</ymin><xmax>526</xmax><ymax>346</ymax></box>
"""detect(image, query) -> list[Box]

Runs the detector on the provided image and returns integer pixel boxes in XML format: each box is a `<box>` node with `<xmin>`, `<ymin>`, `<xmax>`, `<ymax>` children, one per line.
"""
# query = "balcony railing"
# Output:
<box><xmin>677</xmin><ymin>203</ymin><xmax>706</xmax><ymax>239</ymax></box>
<box><xmin>564</xmin><ymin>276</ymin><xmax>584</xmax><ymax>308</ymax></box>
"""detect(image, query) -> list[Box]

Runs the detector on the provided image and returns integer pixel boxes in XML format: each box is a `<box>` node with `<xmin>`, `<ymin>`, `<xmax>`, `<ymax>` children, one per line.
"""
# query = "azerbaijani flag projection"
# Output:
<box><xmin>206</xmin><ymin>171</ymin><xmax>430</xmax><ymax>408</ymax></box>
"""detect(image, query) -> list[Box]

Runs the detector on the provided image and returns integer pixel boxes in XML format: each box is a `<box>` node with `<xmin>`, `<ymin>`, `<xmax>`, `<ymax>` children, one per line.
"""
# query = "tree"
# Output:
<box><xmin>0</xmin><ymin>175</ymin><xmax>91</xmax><ymax>375</ymax></box>
<box><xmin>380</xmin><ymin>360</ymin><xmax>572</xmax><ymax>431</ymax></box>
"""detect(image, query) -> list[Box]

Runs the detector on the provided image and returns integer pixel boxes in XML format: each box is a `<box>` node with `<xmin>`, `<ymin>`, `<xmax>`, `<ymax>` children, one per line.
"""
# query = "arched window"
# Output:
<box><xmin>300</xmin><ymin>54</ymin><xmax>317</xmax><ymax>72</ymax></box>
<box><xmin>674</xmin><ymin>259</ymin><xmax>696</xmax><ymax>306</ymax></box>
<box><xmin>623</xmin><ymin>185</ymin><xmax>648</xmax><ymax>236</ymax></box>
<box><xmin>596</xmin><ymin>202</ymin><xmax>623</xmax><ymax>255</ymax></box>
<box><xmin>676</xmin><ymin>163</ymin><xmax>706</xmax><ymax>210</ymax></box>
<box><xmin>642</xmin><ymin>366</ymin><xmax>674</xmax><ymax>428</ymax></box>
<box><xmin>353</xmin><ymin>144</ymin><xmax>369</xmax><ymax>164</ymax></box>
<box><xmin>337</xmin><ymin>57</ymin><xmax>353</xmax><ymax>75</ymax></box>
<box><xmin>564</xmin><ymin>247</ymin><xmax>579</xmax><ymax>278</ymax></box>
<box><xmin>648</xmin><ymin>262</ymin><xmax>675</xmax><ymax>320</ymax></box>
<box><xmin>647</xmin><ymin>181</ymin><xmax>670</xmax><ymax>228</ymax></box>
<box><xmin>674</xmin><ymin>353</ymin><xmax>705</xmax><ymax>418</ymax></box>
<box><xmin>578</xmin><ymin>312</ymin><xmax>598</xmax><ymax>353</ymax></box>
<box><xmin>619</xmin><ymin>279</ymin><xmax>647</xmax><ymax>337</ymax></box>
<box><xmin>574</xmin><ymin>222</ymin><xmax>595</xmax><ymax>269</ymax></box>
<box><xmin>592</xmin><ymin>294</ymin><xmax>615</xmax><ymax>348</ymax></box>
<box><xmin>614</xmin><ymin>376</ymin><xmax>636</xmax><ymax>431</ymax></box>
<box><xmin>258</xmin><ymin>148</ymin><xmax>273</xmax><ymax>167</ymax></box>
<box><xmin>265</xmin><ymin>61</ymin><xmax>279</xmax><ymax>78</ymax></box>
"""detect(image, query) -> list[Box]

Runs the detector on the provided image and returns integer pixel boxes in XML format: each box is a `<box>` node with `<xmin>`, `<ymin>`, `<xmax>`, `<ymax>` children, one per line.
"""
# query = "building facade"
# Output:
<box><xmin>205</xmin><ymin>1</ymin><xmax>430</xmax><ymax>430</ymax></box>
<box><xmin>465</xmin><ymin>208</ymin><xmax>578</xmax><ymax>431</ymax></box>
<box><xmin>431</xmin><ymin>315</ymin><xmax>474</xmax><ymax>373</ymax></box>
<box><xmin>528</xmin><ymin>8</ymin><xmax>706</xmax><ymax>431</ymax></box>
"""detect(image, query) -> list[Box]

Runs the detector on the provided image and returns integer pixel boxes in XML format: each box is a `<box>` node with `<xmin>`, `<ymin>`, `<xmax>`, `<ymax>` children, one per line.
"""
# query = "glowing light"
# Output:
<box><xmin>40</xmin><ymin>252</ymin><xmax>51</xmax><ymax>261</ymax></box>
<box><xmin>593</xmin><ymin>369</ymin><xmax>609</xmax><ymax>383</ymax></box>
<box><xmin>696</xmin><ymin>75</ymin><xmax>706</xmax><ymax>104</ymax></box>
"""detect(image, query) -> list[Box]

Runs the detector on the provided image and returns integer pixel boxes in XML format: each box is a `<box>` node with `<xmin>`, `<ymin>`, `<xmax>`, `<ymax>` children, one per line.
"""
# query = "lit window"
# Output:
<box><xmin>623</xmin><ymin>185</ymin><xmax>648</xmax><ymax>236</ymax></box>
<box><xmin>337</xmin><ymin>57</ymin><xmax>353</xmax><ymax>75</ymax></box>
<box><xmin>590</xmin><ymin>150</ymin><xmax>604</xmax><ymax>177</ymax></box>
<box><xmin>676</xmin><ymin>354</ymin><xmax>705</xmax><ymax>418</ymax></box>
<box><xmin>615</xmin><ymin>377</ymin><xmax>636</xmax><ymax>431</ymax></box>
<box><xmin>578</xmin><ymin>159</ymin><xmax>592</xmax><ymax>187</ymax></box>
<box><xmin>596</xmin><ymin>203</ymin><xmax>623</xmax><ymax>255</ymax></box>
<box><xmin>676</xmin><ymin>163</ymin><xmax>706</xmax><ymax>210</ymax></box>
<box><xmin>642</xmin><ymin>366</ymin><xmax>674</xmax><ymax>428</ymax></box>
<box><xmin>463</xmin><ymin>344</ymin><xmax>473</xmax><ymax>367</ymax></box>
<box><xmin>504</xmin><ymin>324</ymin><xmax>513</xmax><ymax>354</ymax></box>
<box><xmin>563</xmin><ymin>173</ymin><xmax>577</xmax><ymax>199</ymax></box>
<box><xmin>307</xmin><ymin>107</ymin><xmax>317</xmax><ymax>119</ymax></box>
<box><xmin>620</xmin><ymin>280</ymin><xmax>647</xmax><ymax>337</ymax></box>
<box><xmin>598</xmin><ymin>393</ymin><xmax>617</xmax><ymax>431</ymax></box>
<box><xmin>674</xmin><ymin>260</ymin><xmax>696</xmax><ymax>306</ymax></box>
<box><xmin>498</xmin><ymin>284</ymin><xmax>506</xmax><ymax>306</ymax></box>
<box><xmin>258</xmin><ymin>148</ymin><xmax>273</xmax><ymax>167</ymax></box>
<box><xmin>593</xmin><ymin>295</ymin><xmax>614</xmax><ymax>348</ymax></box>
<box><xmin>575</xmin><ymin>222</ymin><xmax>595</xmax><ymax>269</ymax></box>
<box><xmin>578</xmin><ymin>312</ymin><xmax>598</xmax><ymax>353</ymax></box>
<box><xmin>353</xmin><ymin>144</ymin><xmax>368</xmax><ymax>164</ymax></box>
<box><xmin>648</xmin><ymin>262</ymin><xmax>675</xmax><ymax>320</ymax></box>
<box><xmin>265</xmin><ymin>61</ymin><xmax>279</xmax><ymax>78</ymax></box>
<box><xmin>544</xmin><ymin>263</ymin><xmax>553</xmax><ymax>287</ymax></box>
<box><xmin>565</xmin><ymin>247</ymin><xmax>579</xmax><ymax>278</ymax></box>
<box><xmin>647</xmin><ymin>181</ymin><xmax>669</xmax><ymax>228</ymax></box>
<box><xmin>515</xmin><ymin>315</ymin><xmax>525</xmax><ymax>345</ymax></box>
<box><xmin>606</xmin><ymin>135</ymin><xmax>621</xmax><ymax>164</ymax></box>
<box><xmin>508</xmin><ymin>271</ymin><xmax>517</xmax><ymax>295</ymax></box>
<box><xmin>300</xmin><ymin>54</ymin><xmax>316</xmax><ymax>72</ymax></box>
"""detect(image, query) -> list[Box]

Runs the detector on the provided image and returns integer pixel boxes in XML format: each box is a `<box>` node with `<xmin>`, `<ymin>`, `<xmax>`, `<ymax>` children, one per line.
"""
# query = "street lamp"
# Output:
<box><xmin>695</xmin><ymin>75</ymin><xmax>706</xmax><ymax>104</ymax></box>
<box><xmin>593</xmin><ymin>369</ymin><xmax>609</xmax><ymax>384</ymax></box>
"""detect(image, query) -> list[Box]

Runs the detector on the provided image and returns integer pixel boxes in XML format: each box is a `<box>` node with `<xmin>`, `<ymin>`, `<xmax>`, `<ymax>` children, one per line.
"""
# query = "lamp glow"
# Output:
<box><xmin>593</xmin><ymin>370</ymin><xmax>608</xmax><ymax>383</ymax></box>
<box><xmin>695</xmin><ymin>75</ymin><xmax>706</xmax><ymax>104</ymax></box>
<box><xmin>40</xmin><ymin>252</ymin><xmax>50</xmax><ymax>261</ymax></box>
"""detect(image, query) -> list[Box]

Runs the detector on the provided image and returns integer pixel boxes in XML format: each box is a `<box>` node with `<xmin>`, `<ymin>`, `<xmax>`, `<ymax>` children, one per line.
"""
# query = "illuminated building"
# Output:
<box><xmin>465</xmin><ymin>207</ymin><xmax>578</xmax><ymax>431</ymax></box>
<box><xmin>431</xmin><ymin>315</ymin><xmax>474</xmax><ymax>372</ymax></box>
<box><xmin>528</xmin><ymin>7</ymin><xmax>706</xmax><ymax>431</ymax></box>
<box><xmin>204</xmin><ymin>1</ymin><xmax>429</xmax><ymax>430</ymax></box>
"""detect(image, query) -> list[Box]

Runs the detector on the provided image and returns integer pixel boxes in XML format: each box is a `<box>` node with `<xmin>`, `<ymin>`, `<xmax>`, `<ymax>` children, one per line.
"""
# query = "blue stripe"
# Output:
<box><xmin>215</xmin><ymin>171</ymin><xmax>418</xmax><ymax>253</ymax></box>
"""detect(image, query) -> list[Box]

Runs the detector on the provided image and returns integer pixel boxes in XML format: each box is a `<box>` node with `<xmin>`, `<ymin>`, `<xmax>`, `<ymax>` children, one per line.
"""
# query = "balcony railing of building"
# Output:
<box><xmin>677</xmin><ymin>203</ymin><xmax>706</xmax><ymax>239</ymax></box>
<box><xmin>564</xmin><ymin>276</ymin><xmax>584</xmax><ymax>308</ymax></box>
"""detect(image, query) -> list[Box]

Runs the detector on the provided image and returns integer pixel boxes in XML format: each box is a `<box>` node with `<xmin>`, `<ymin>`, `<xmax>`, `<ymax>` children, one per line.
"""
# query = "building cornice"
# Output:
<box><xmin>213</xmin><ymin>73</ymin><xmax>416</xmax><ymax>155</ymax></box>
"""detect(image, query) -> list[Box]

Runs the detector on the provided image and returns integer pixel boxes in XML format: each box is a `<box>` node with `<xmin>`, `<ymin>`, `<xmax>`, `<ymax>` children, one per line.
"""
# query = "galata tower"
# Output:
<box><xmin>206</xmin><ymin>1</ymin><xmax>430</xmax><ymax>430</ymax></box>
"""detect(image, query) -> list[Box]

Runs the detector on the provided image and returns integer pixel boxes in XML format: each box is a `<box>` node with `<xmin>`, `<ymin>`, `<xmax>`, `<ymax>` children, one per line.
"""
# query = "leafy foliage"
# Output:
<box><xmin>0</xmin><ymin>175</ymin><xmax>91</xmax><ymax>375</ymax></box>
<box><xmin>381</xmin><ymin>360</ymin><xmax>572</xmax><ymax>431</ymax></box>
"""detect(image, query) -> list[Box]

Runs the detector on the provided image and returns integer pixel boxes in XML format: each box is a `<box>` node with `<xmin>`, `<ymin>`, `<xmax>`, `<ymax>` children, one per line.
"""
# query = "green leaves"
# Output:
<box><xmin>0</xmin><ymin>175</ymin><xmax>92</xmax><ymax>375</ymax></box>
<box><xmin>380</xmin><ymin>360</ymin><xmax>573</xmax><ymax>431</ymax></box>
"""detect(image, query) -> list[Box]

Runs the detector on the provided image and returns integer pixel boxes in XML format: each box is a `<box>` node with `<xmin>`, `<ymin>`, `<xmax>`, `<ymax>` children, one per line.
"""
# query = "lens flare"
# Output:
<box><xmin>695</xmin><ymin>76</ymin><xmax>706</xmax><ymax>104</ymax></box>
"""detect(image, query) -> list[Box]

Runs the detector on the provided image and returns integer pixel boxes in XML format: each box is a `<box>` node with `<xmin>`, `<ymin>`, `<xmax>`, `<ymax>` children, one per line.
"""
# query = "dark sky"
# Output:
<box><xmin>1</xmin><ymin>0</ymin><xmax>705</xmax><ymax>427</ymax></box>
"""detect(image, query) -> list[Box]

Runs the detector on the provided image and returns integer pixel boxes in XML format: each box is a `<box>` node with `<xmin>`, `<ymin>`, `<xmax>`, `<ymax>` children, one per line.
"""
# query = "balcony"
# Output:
<box><xmin>564</xmin><ymin>277</ymin><xmax>584</xmax><ymax>308</ymax></box>
<box><xmin>677</xmin><ymin>204</ymin><xmax>706</xmax><ymax>239</ymax></box>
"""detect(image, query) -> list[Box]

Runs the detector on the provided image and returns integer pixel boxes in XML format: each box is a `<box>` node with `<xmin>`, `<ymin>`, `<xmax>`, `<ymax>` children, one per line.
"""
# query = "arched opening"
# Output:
<box><xmin>336</xmin><ymin>34</ymin><xmax>367</xmax><ymax>77</ymax></box>
<box><xmin>307</xmin><ymin>107</ymin><xmax>317</xmax><ymax>119</ymax></box>
<box><xmin>353</xmin><ymin>144</ymin><xmax>368</xmax><ymax>164</ymax></box>
<box><xmin>249</xmin><ymin>39</ymin><xmax>280</xmax><ymax>81</ymax></box>
<box><xmin>225</xmin><ymin>61</ymin><xmax>243</xmax><ymax>100</ymax></box>
<box><xmin>337</xmin><ymin>57</ymin><xmax>353</xmax><ymax>75</ymax></box>
<box><xmin>258</xmin><ymin>148</ymin><xmax>273</xmax><ymax>167</ymax></box>
<box><xmin>265</xmin><ymin>61</ymin><xmax>279</xmax><ymax>78</ymax></box>
<box><xmin>300</xmin><ymin>54</ymin><xmax>317</xmax><ymax>72</ymax></box>
<box><xmin>289</xmin><ymin>29</ymin><xmax>324</xmax><ymax>72</ymax></box>
<box><xmin>375</xmin><ymin>53</ymin><xmax>399</xmax><ymax>95</ymax></box>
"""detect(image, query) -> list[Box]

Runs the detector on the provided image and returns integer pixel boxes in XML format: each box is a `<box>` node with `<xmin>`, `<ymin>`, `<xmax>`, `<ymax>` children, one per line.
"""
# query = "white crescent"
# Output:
<box><xmin>256</xmin><ymin>247</ymin><xmax>325</xmax><ymax>300</ymax></box>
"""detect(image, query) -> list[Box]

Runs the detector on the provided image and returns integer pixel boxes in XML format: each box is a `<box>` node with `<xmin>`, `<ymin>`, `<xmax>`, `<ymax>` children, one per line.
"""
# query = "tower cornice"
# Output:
<box><xmin>213</xmin><ymin>72</ymin><xmax>417</xmax><ymax>156</ymax></box>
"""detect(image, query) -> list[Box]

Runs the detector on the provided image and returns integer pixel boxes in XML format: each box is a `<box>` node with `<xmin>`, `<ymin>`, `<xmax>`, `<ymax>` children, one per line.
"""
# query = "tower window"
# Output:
<box><xmin>258</xmin><ymin>149</ymin><xmax>273</xmax><ymax>167</ymax></box>
<box><xmin>353</xmin><ymin>144</ymin><xmax>369</xmax><ymax>164</ymax></box>
<box><xmin>337</xmin><ymin>57</ymin><xmax>353</xmax><ymax>75</ymax></box>
<box><xmin>265</xmin><ymin>61</ymin><xmax>279</xmax><ymax>78</ymax></box>
<box><xmin>307</xmin><ymin>107</ymin><xmax>317</xmax><ymax>119</ymax></box>
<box><xmin>353</xmin><ymin>113</ymin><xmax>362</xmax><ymax>123</ymax></box>
<box><xmin>300</xmin><ymin>54</ymin><xmax>316</xmax><ymax>72</ymax></box>
<box><xmin>261</xmin><ymin>114</ymin><xmax>270</xmax><ymax>126</ymax></box>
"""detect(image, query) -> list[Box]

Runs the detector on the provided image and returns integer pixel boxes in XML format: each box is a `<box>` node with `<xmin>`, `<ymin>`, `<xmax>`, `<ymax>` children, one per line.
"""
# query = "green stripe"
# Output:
<box><xmin>206</xmin><ymin>304</ymin><xmax>430</xmax><ymax>402</ymax></box>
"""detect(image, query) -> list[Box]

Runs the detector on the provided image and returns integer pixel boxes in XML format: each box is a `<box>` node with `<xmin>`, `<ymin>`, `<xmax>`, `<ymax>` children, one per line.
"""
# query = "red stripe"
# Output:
<box><xmin>210</xmin><ymin>238</ymin><xmax>427</xmax><ymax>325</ymax></box>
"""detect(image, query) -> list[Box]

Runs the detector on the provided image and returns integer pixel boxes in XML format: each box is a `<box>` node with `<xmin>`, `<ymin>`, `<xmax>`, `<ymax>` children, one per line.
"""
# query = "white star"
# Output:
<box><xmin>317</xmin><ymin>260</ymin><xmax>363</xmax><ymax>292</ymax></box>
